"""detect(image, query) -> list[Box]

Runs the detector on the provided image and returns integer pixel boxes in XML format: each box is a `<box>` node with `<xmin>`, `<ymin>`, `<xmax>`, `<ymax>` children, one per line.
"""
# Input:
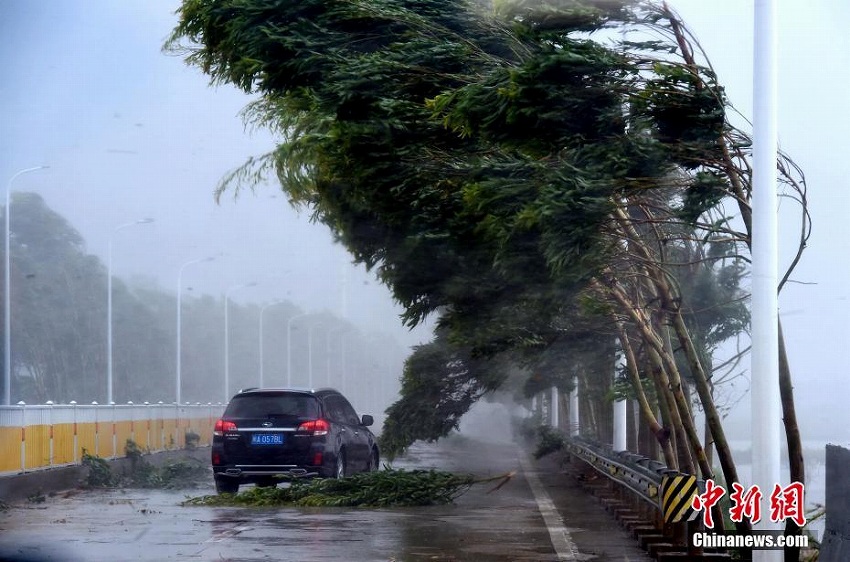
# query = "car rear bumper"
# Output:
<box><xmin>214</xmin><ymin>466</ymin><xmax>318</xmax><ymax>478</ymax></box>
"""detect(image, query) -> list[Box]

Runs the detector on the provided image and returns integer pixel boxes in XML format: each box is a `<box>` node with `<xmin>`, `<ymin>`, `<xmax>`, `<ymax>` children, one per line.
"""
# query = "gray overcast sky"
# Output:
<box><xmin>668</xmin><ymin>0</ymin><xmax>850</xmax><ymax>443</ymax></box>
<box><xmin>0</xmin><ymin>0</ymin><xmax>435</xmax><ymax>350</ymax></box>
<box><xmin>1</xmin><ymin>1</ymin><xmax>848</xmax><ymax>441</ymax></box>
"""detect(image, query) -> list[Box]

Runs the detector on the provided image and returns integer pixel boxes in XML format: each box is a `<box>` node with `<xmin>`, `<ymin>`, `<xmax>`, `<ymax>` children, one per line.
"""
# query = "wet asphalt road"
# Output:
<box><xmin>0</xmin><ymin>438</ymin><xmax>651</xmax><ymax>562</ymax></box>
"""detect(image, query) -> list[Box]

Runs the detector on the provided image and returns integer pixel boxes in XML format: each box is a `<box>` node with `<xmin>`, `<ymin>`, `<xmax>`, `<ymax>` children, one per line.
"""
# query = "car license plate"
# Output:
<box><xmin>251</xmin><ymin>433</ymin><xmax>284</xmax><ymax>446</ymax></box>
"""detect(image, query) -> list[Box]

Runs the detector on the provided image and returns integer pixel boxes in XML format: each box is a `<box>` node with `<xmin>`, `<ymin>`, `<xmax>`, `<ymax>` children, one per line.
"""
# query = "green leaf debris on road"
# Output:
<box><xmin>183</xmin><ymin>468</ymin><xmax>512</xmax><ymax>508</ymax></box>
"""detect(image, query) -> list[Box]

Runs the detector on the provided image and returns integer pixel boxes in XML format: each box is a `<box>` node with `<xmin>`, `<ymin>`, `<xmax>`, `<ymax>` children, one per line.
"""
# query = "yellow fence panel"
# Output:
<box><xmin>24</xmin><ymin>425</ymin><xmax>50</xmax><ymax>470</ymax></box>
<box><xmin>114</xmin><ymin>421</ymin><xmax>133</xmax><ymax>457</ymax></box>
<box><xmin>133</xmin><ymin>418</ymin><xmax>152</xmax><ymax>451</ymax></box>
<box><xmin>0</xmin><ymin>426</ymin><xmax>21</xmax><ymax>472</ymax></box>
<box><xmin>77</xmin><ymin>421</ymin><xmax>98</xmax><ymax>460</ymax></box>
<box><xmin>162</xmin><ymin>418</ymin><xmax>178</xmax><ymax>450</ymax></box>
<box><xmin>53</xmin><ymin>423</ymin><xmax>76</xmax><ymax>465</ymax></box>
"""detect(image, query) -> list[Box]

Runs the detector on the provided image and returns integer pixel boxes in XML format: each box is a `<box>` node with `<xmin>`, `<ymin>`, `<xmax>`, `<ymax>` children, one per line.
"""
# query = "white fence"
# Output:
<box><xmin>0</xmin><ymin>402</ymin><xmax>225</xmax><ymax>473</ymax></box>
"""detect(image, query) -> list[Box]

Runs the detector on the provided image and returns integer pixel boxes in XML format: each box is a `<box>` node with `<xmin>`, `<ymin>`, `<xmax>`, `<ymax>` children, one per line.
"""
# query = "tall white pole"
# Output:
<box><xmin>107</xmin><ymin>218</ymin><xmax>153</xmax><ymax>404</ymax></box>
<box><xmin>224</xmin><ymin>282</ymin><xmax>256</xmax><ymax>401</ymax></box>
<box><xmin>549</xmin><ymin>386</ymin><xmax>559</xmax><ymax>429</ymax></box>
<box><xmin>325</xmin><ymin>330</ymin><xmax>333</xmax><ymax>386</ymax></box>
<box><xmin>286</xmin><ymin>312</ymin><xmax>308</xmax><ymax>387</ymax></box>
<box><xmin>752</xmin><ymin>1</ymin><xmax>781</xmax><ymax>559</ymax></box>
<box><xmin>4</xmin><ymin>166</ymin><xmax>48</xmax><ymax>406</ymax></box>
<box><xmin>258</xmin><ymin>300</ymin><xmax>285</xmax><ymax>388</ymax></box>
<box><xmin>613</xmin><ymin>347</ymin><xmax>627</xmax><ymax>451</ymax></box>
<box><xmin>176</xmin><ymin>256</ymin><xmax>214</xmax><ymax>405</ymax></box>
<box><xmin>307</xmin><ymin>323</ymin><xmax>323</xmax><ymax>389</ymax></box>
<box><xmin>569</xmin><ymin>376</ymin><xmax>579</xmax><ymax>437</ymax></box>
<box><xmin>326</xmin><ymin>327</ymin><xmax>347</xmax><ymax>388</ymax></box>
<box><xmin>341</xmin><ymin>332</ymin><xmax>350</xmax><ymax>394</ymax></box>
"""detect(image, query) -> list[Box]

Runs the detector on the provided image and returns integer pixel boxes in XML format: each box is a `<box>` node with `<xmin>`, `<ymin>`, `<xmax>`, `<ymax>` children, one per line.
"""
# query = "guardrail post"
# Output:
<box><xmin>127</xmin><ymin>401</ymin><xmax>135</xmax><ymax>444</ymax></box>
<box><xmin>157</xmin><ymin>401</ymin><xmax>164</xmax><ymax>451</ymax></box>
<box><xmin>71</xmin><ymin>401</ymin><xmax>78</xmax><ymax>463</ymax></box>
<box><xmin>174</xmin><ymin>402</ymin><xmax>180</xmax><ymax>449</ymax></box>
<box><xmin>92</xmin><ymin>401</ymin><xmax>99</xmax><ymax>457</ymax></box>
<box><xmin>208</xmin><ymin>402</ymin><xmax>214</xmax><ymax>446</ymax></box>
<box><xmin>46</xmin><ymin>400</ymin><xmax>54</xmax><ymax>467</ymax></box>
<box><xmin>17</xmin><ymin>401</ymin><xmax>26</xmax><ymax>472</ymax></box>
<box><xmin>144</xmin><ymin>402</ymin><xmax>151</xmax><ymax>448</ymax></box>
<box><xmin>110</xmin><ymin>401</ymin><xmax>117</xmax><ymax>459</ymax></box>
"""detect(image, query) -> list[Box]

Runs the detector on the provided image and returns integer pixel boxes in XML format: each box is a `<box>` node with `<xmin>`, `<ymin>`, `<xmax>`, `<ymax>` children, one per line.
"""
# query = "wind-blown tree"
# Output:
<box><xmin>380</xmin><ymin>328</ymin><xmax>511</xmax><ymax>458</ymax></box>
<box><xmin>167</xmin><ymin>1</ymin><xmax>809</xmax><ymax>549</ymax></box>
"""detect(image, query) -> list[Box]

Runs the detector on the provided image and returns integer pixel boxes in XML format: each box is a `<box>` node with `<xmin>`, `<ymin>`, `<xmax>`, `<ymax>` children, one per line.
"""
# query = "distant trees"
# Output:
<box><xmin>8</xmin><ymin>193</ymin><xmax>106</xmax><ymax>402</ymax></box>
<box><xmin>0</xmin><ymin>193</ymin><xmax>396</xmax><ymax>407</ymax></box>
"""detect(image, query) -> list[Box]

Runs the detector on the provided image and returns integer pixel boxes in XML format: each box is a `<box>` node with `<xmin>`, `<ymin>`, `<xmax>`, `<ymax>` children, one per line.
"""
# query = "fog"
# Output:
<box><xmin>2</xmin><ymin>1</ymin><xmax>849</xmax><ymax>446</ymax></box>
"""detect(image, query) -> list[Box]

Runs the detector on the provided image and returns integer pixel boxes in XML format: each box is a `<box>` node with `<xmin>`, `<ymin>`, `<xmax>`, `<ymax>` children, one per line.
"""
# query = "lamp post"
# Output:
<box><xmin>259</xmin><ymin>300</ymin><xmax>286</xmax><ymax>388</ymax></box>
<box><xmin>340</xmin><ymin>332</ymin><xmax>352</xmax><ymax>395</ymax></box>
<box><xmin>286</xmin><ymin>313</ymin><xmax>308</xmax><ymax>387</ymax></box>
<box><xmin>4</xmin><ymin>166</ymin><xmax>48</xmax><ymax>406</ymax></box>
<box><xmin>107</xmin><ymin>218</ymin><xmax>153</xmax><ymax>404</ymax></box>
<box><xmin>176</xmin><ymin>256</ymin><xmax>215</xmax><ymax>405</ymax></box>
<box><xmin>325</xmin><ymin>327</ymin><xmax>348</xmax><ymax>388</ymax></box>
<box><xmin>307</xmin><ymin>322</ymin><xmax>324</xmax><ymax>388</ymax></box>
<box><xmin>224</xmin><ymin>282</ymin><xmax>256</xmax><ymax>401</ymax></box>
<box><xmin>752</xmin><ymin>2</ymin><xmax>781</xmax><ymax>558</ymax></box>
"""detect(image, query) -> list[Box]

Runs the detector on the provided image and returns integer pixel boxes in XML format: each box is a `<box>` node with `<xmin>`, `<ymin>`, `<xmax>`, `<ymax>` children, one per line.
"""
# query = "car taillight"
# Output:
<box><xmin>214</xmin><ymin>419</ymin><xmax>237</xmax><ymax>436</ymax></box>
<box><xmin>297</xmin><ymin>419</ymin><xmax>329</xmax><ymax>436</ymax></box>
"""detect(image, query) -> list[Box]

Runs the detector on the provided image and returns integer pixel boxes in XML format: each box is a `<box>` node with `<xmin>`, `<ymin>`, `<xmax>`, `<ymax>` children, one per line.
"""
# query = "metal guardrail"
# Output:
<box><xmin>562</xmin><ymin>436</ymin><xmax>704</xmax><ymax>523</ymax></box>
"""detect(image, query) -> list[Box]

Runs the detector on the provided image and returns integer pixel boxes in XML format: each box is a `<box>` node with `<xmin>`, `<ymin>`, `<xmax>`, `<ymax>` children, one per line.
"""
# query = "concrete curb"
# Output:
<box><xmin>0</xmin><ymin>447</ymin><xmax>211</xmax><ymax>505</ymax></box>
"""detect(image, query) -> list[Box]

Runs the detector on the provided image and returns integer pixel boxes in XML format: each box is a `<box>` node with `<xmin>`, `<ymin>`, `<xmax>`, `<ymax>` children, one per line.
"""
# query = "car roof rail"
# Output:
<box><xmin>238</xmin><ymin>387</ymin><xmax>259</xmax><ymax>393</ymax></box>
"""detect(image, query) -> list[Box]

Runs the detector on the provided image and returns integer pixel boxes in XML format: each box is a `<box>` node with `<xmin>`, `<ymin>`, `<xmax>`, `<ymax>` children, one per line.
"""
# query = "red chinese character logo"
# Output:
<box><xmin>691</xmin><ymin>479</ymin><xmax>727</xmax><ymax>528</ymax></box>
<box><xmin>769</xmin><ymin>482</ymin><xmax>806</xmax><ymax>526</ymax></box>
<box><xmin>729</xmin><ymin>483</ymin><xmax>763</xmax><ymax>524</ymax></box>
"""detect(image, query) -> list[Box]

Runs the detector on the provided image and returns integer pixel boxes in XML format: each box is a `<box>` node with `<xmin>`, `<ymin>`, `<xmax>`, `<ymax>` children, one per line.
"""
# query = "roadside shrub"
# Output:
<box><xmin>80</xmin><ymin>441</ymin><xmax>209</xmax><ymax>490</ymax></box>
<box><xmin>81</xmin><ymin>449</ymin><xmax>117</xmax><ymax>488</ymax></box>
<box><xmin>533</xmin><ymin>425</ymin><xmax>565</xmax><ymax>459</ymax></box>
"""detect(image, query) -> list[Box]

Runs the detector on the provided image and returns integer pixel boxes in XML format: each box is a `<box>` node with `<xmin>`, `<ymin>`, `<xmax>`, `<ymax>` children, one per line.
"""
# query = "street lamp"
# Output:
<box><xmin>176</xmin><ymin>256</ymin><xmax>215</xmax><ymax>405</ymax></box>
<box><xmin>259</xmin><ymin>300</ymin><xmax>286</xmax><ymax>388</ymax></box>
<box><xmin>307</xmin><ymin>322</ymin><xmax>324</xmax><ymax>388</ymax></box>
<box><xmin>340</xmin><ymin>331</ymin><xmax>353</xmax><ymax>395</ymax></box>
<box><xmin>107</xmin><ymin>217</ymin><xmax>153</xmax><ymax>404</ymax></box>
<box><xmin>4</xmin><ymin>165</ymin><xmax>48</xmax><ymax>406</ymax></box>
<box><xmin>325</xmin><ymin>326</ymin><xmax>349</xmax><ymax>389</ymax></box>
<box><xmin>224</xmin><ymin>282</ymin><xmax>256</xmax><ymax>401</ymax></box>
<box><xmin>286</xmin><ymin>313</ymin><xmax>309</xmax><ymax>387</ymax></box>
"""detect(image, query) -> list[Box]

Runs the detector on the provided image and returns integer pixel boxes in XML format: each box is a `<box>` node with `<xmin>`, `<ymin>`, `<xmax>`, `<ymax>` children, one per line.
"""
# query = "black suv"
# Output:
<box><xmin>211</xmin><ymin>388</ymin><xmax>379</xmax><ymax>494</ymax></box>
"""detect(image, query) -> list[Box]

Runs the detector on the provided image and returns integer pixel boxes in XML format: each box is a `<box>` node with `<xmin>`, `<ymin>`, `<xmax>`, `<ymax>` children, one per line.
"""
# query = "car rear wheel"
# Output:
<box><xmin>334</xmin><ymin>450</ymin><xmax>346</xmax><ymax>479</ymax></box>
<box><xmin>215</xmin><ymin>477</ymin><xmax>239</xmax><ymax>495</ymax></box>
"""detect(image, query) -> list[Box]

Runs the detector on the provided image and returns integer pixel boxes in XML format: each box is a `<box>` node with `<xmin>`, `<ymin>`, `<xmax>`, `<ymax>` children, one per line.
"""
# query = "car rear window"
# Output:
<box><xmin>224</xmin><ymin>393</ymin><xmax>319</xmax><ymax>419</ymax></box>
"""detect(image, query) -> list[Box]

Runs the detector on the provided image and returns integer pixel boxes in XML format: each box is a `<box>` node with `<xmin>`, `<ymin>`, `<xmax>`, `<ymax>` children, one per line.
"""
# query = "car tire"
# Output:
<box><xmin>215</xmin><ymin>477</ymin><xmax>239</xmax><ymax>495</ymax></box>
<box><xmin>334</xmin><ymin>449</ymin><xmax>346</xmax><ymax>479</ymax></box>
<box><xmin>368</xmin><ymin>448</ymin><xmax>379</xmax><ymax>472</ymax></box>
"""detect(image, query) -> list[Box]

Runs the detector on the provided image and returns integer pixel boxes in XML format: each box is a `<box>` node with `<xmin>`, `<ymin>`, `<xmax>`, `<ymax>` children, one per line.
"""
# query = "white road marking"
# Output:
<box><xmin>519</xmin><ymin>455</ymin><xmax>580</xmax><ymax>561</ymax></box>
